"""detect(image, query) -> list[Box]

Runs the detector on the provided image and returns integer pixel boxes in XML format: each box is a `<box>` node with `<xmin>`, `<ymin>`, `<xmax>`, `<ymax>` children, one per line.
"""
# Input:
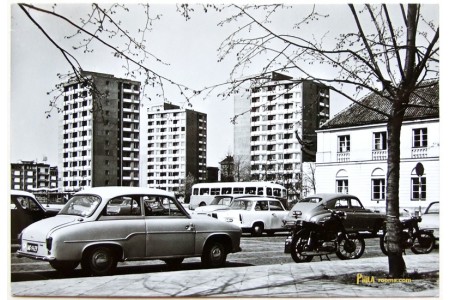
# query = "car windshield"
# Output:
<box><xmin>59</xmin><ymin>195</ymin><xmax>102</xmax><ymax>217</ymax></box>
<box><xmin>426</xmin><ymin>202</ymin><xmax>439</xmax><ymax>214</ymax></box>
<box><xmin>211</xmin><ymin>197</ymin><xmax>232</xmax><ymax>206</ymax></box>
<box><xmin>229</xmin><ymin>199</ymin><xmax>253</xmax><ymax>211</ymax></box>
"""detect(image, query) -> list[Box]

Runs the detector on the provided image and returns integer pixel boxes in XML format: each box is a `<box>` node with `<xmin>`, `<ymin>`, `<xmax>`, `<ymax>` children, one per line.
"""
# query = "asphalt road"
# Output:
<box><xmin>10</xmin><ymin>233</ymin><xmax>436</xmax><ymax>282</ymax></box>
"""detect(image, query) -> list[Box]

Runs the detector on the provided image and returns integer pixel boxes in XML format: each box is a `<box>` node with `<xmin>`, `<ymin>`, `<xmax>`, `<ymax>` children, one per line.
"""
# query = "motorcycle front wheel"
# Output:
<box><xmin>290</xmin><ymin>230</ymin><xmax>314</xmax><ymax>263</ymax></box>
<box><xmin>336</xmin><ymin>233</ymin><xmax>365</xmax><ymax>260</ymax></box>
<box><xmin>411</xmin><ymin>231</ymin><xmax>435</xmax><ymax>254</ymax></box>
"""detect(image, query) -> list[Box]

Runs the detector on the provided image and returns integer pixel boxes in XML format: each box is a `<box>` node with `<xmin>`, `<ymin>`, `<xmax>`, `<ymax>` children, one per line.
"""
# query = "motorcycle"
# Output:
<box><xmin>380</xmin><ymin>209</ymin><xmax>435</xmax><ymax>255</ymax></box>
<box><xmin>288</xmin><ymin>208</ymin><xmax>366</xmax><ymax>263</ymax></box>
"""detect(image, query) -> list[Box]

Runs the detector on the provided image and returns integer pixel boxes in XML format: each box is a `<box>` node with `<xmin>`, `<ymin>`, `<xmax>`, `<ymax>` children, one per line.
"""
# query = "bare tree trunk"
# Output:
<box><xmin>385</xmin><ymin>106</ymin><xmax>406</xmax><ymax>277</ymax></box>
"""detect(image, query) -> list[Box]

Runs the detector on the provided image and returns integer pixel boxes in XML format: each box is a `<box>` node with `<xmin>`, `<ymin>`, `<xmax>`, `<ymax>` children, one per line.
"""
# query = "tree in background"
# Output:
<box><xmin>233</xmin><ymin>154</ymin><xmax>252</xmax><ymax>182</ymax></box>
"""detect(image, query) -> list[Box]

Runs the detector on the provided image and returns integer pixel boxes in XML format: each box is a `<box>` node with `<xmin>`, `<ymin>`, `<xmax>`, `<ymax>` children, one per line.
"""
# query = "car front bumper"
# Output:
<box><xmin>16</xmin><ymin>250</ymin><xmax>55</xmax><ymax>261</ymax></box>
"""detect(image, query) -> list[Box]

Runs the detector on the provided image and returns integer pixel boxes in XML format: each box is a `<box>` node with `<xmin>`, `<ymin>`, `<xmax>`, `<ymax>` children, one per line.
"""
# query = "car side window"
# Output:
<box><xmin>334</xmin><ymin>199</ymin><xmax>349</xmax><ymax>209</ymax></box>
<box><xmin>350</xmin><ymin>198</ymin><xmax>364</xmax><ymax>210</ymax></box>
<box><xmin>14</xmin><ymin>196</ymin><xmax>41</xmax><ymax>211</ymax></box>
<box><xmin>255</xmin><ymin>201</ymin><xmax>269</xmax><ymax>211</ymax></box>
<box><xmin>143</xmin><ymin>196</ymin><xmax>185</xmax><ymax>217</ymax></box>
<box><xmin>105</xmin><ymin>196</ymin><xmax>141</xmax><ymax>216</ymax></box>
<box><xmin>269</xmin><ymin>201</ymin><xmax>284</xmax><ymax>211</ymax></box>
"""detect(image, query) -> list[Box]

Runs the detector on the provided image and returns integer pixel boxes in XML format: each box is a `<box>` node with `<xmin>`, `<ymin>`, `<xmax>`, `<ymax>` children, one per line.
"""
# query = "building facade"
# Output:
<box><xmin>315</xmin><ymin>82</ymin><xmax>439</xmax><ymax>212</ymax></box>
<box><xmin>11</xmin><ymin>161</ymin><xmax>58</xmax><ymax>191</ymax></box>
<box><xmin>245</xmin><ymin>72</ymin><xmax>330</xmax><ymax>197</ymax></box>
<box><xmin>59</xmin><ymin>71</ymin><xmax>141</xmax><ymax>192</ymax></box>
<box><xmin>146</xmin><ymin>103</ymin><xmax>207</xmax><ymax>193</ymax></box>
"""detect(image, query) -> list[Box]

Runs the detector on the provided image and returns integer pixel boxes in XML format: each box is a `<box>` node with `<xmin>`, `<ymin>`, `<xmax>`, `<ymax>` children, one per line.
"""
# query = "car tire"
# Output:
<box><xmin>163</xmin><ymin>258</ymin><xmax>184</xmax><ymax>266</ymax></box>
<box><xmin>49</xmin><ymin>260</ymin><xmax>79</xmax><ymax>273</ymax></box>
<box><xmin>251</xmin><ymin>223</ymin><xmax>264</xmax><ymax>237</ymax></box>
<box><xmin>201</xmin><ymin>240</ymin><xmax>227</xmax><ymax>268</ymax></box>
<box><xmin>81</xmin><ymin>246</ymin><xmax>118</xmax><ymax>276</ymax></box>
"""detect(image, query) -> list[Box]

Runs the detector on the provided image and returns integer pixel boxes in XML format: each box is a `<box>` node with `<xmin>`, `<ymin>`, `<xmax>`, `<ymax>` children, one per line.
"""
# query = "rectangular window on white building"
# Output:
<box><xmin>371</xmin><ymin>179</ymin><xmax>385</xmax><ymax>200</ymax></box>
<box><xmin>411</xmin><ymin>177</ymin><xmax>426</xmax><ymax>200</ymax></box>
<box><xmin>338</xmin><ymin>135</ymin><xmax>350</xmax><ymax>152</ymax></box>
<box><xmin>373</xmin><ymin>132</ymin><xmax>387</xmax><ymax>150</ymax></box>
<box><xmin>412</xmin><ymin>128</ymin><xmax>428</xmax><ymax>148</ymax></box>
<box><xmin>336</xmin><ymin>179</ymin><xmax>348</xmax><ymax>194</ymax></box>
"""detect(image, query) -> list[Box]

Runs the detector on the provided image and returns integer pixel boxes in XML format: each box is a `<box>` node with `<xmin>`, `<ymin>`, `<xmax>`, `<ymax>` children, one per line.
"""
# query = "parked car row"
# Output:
<box><xmin>12</xmin><ymin>188</ymin><xmax>439</xmax><ymax>276</ymax></box>
<box><xmin>15</xmin><ymin>187</ymin><xmax>242</xmax><ymax>276</ymax></box>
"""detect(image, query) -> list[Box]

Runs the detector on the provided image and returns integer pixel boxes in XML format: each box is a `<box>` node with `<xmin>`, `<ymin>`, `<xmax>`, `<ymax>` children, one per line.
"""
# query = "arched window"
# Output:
<box><xmin>336</xmin><ymin>169</ymin><xmax>348</xmax><ymax>194</ymax></box>
<box><xmin>371</xmin><ymin>168</ymin><xmax>385</xmax><ymax>201</ymax></box>
<box><xmin>411</xmin><ymin>167</ymin><xmax>426</xmax><ymax>201</ymax></box>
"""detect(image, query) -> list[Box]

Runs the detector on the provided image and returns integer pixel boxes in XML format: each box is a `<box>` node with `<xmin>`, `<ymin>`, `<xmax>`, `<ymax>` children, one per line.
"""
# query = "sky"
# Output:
<box><xmin>8</xmin><ymin>2</ymin><xmax>364</xmax><ymax>169</ymax></box>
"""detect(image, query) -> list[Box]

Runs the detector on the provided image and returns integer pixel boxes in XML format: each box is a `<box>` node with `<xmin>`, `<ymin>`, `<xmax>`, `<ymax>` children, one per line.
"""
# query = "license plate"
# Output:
<box><xmin>27</xmin><ymin>243</ymin><xmax>38</xmax><ymax>253</ymax></box>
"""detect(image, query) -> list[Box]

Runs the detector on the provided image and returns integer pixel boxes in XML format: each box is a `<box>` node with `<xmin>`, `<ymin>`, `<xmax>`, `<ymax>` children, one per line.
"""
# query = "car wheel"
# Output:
<box><xmin>251</xmin><ymin>223</ymin><xmax>264</xmax><ymax>237</ymax></box>
<box><xmin>336</xmin><ymin>233</ymin><xmax>365</xmax><ymax>260</ymax></box>
<box><xmin>50</xmin><ymin>260</ymin><xmax>79</xmax><ymax>273</ymax></box>
<box><xmin>81</xmin><ymin>246</ymin><xmax>118</xmax><ymax>276</ymax></box>
<box><xmin>201</xmin><ymin>240</ymin><xmax>227</xmax><ymax>268</ymax></box>
<box><xmin>163</xmin><ymin>258</ymin><xmax>184</xmax><ymax>266</ymax></box>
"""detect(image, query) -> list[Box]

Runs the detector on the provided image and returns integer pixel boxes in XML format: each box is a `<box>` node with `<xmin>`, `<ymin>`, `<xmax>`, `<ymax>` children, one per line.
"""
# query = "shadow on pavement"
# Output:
<box><xmin>11</xmin><ymin>261</ymin><xmax>254</xmax><ymax>283</ymax></box>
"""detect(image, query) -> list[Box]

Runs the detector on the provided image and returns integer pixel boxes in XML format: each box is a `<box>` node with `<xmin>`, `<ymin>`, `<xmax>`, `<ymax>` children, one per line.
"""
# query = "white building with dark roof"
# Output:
<box><xmin>315</xmin><ymin>82</ymin><xmax>439</xmax><ymax>212</ymax></box>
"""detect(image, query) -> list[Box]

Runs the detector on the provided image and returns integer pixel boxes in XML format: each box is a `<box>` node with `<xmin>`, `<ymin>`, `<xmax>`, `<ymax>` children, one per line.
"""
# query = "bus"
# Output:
<box><xmin>189</xmin><ymin>182</ymin><xmax>287</xmax><ymax>209</ymax></box>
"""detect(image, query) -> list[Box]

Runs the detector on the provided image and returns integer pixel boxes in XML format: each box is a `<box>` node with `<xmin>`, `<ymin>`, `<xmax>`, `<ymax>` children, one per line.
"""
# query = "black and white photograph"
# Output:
<box><xmin>5</xmin><ymin>1</ymin><xmax>444</xmax><ymax>298</ymax></box>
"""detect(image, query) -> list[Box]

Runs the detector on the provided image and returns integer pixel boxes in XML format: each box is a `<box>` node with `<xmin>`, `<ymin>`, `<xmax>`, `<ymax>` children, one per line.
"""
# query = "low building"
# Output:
<box><xmin>315</xmin><ymin>82</ymin><xmax>439</xmax><ymax>212</ymax></box>
<box><xmin>11</xmin><ymin>160</ymin><xmax>58</xmax><ymax>191</ymax></box>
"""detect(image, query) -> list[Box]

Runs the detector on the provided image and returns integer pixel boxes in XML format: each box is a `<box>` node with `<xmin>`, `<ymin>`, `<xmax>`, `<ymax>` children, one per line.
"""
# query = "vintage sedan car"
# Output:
<box><xmin>420</xmin><ymin>201</ymin><xmax>439</xmax><ymax>240</ymax></box>
<box><xmin>16</xmin><ymin>187</ymin><xmax>242</xmax><ymax>276</ymax></box>
<box><xmin>210</xmin><ymin>197</ymin><xmax>289</xmax><ymax>236</ymax></box>
<box><xmin>283</xmin><ymin>193</ymin><xmax>385</xmax><ymax>235</ymax></box>
<box><xmin>193</xmin><ymin>195</ymin><xmax>235</xmax><ymax>215</ymax></box>
<box><xmin>10</xmin><ymin>190</ymin><xmax>60</xmax><ymax>243</ymax></box>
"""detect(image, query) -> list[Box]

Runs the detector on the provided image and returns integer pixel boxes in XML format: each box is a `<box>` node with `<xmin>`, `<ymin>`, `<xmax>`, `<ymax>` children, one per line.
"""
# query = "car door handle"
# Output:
<box><xmin>185</xmin><ymin>223</ymin><xmax>195</xmax><ymax>231</ymax></box>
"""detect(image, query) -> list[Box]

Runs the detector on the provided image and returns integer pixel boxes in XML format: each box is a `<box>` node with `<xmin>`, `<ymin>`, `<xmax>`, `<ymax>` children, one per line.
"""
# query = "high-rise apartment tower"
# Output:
<box><xmin>234</xmin><ymin>72</ymin><xmax>330</xmax><ymax>190</ymax></box>
<box><xmin>147</xmin><ymin>103</ymin><xmax>207</xmax><ymax>193</ymax></box>
<box><xmin>59</xmin><ymin>71</ymin><xmax>141</xmax><ymax>192</ymax></box>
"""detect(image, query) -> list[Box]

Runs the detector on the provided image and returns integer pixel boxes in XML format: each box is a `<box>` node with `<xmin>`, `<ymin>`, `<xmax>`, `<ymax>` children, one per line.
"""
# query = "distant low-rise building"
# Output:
<box><xmin>315</xmin><ymin>81</ymin><xmax>439</xmax><ymax>212</ymax></box>
<box><xmin>11</xmin><ymin>160</ymin><xmax>58</xmax><ymax>191</ymax></box>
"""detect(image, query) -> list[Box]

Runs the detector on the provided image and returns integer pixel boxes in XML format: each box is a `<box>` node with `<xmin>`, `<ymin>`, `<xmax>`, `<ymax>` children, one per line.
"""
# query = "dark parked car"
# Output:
<box><xmin>283</xmin><ymin>193</ymin><xmax>385</xmax><ymax>235</ymax></box>
<box><xmin>10</xmin><ymin>190</ymin><xmax>60</xmax><ymax>243</ymax></box>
